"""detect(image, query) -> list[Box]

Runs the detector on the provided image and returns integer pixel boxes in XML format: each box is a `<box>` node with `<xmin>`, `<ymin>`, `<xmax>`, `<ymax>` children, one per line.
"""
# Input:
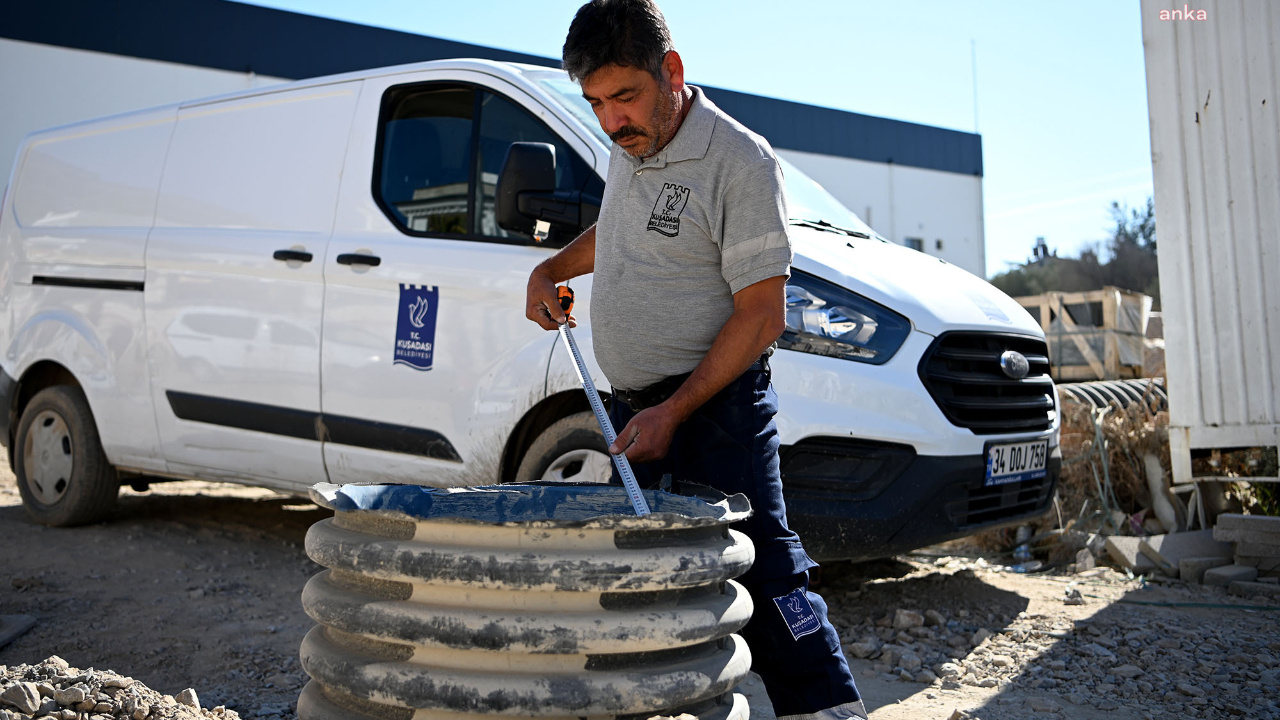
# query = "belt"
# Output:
<box><xmin>612</xmin><ymin>352</ymin><xmax>771</xmax><ymax>412</ymax></box>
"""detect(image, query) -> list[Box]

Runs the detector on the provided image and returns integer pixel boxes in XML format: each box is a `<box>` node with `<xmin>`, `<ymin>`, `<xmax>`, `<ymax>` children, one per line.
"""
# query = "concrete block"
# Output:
<box><xmin>1227</xmin><ymin>580</ymin><xmax>1280</xmax><ymax>599</ymax></box>
<box><xmin>1180</xmin><ymin>556</ymin><xmax>1231</xmax><ymax>584</ymax></box>
<box><xmin>1235</xmin><ymin>555</ymin><xmax>1280</xmax><ymax>577</ymax></box>
<box><xmin>1203</xmin><ymin>564</ymin><xmax>1259</xmax><ymax>587</ymax></box>
<box><xmin>1216</xmin><ymin>514</ymin><xmax>1280</xmax><ymax>533</ymax></box>
<box><xmin>1236</xmin><ymin>541</ymin><xmax>1280</xmax><ymax>558</ymax></box>
<box><xmin>1212</xmin><ymin>527</ymin><xmax>1280</xmax><ymax>545</ymax></box>
<box><xmin>1105</xmin><ymin>530</ymin><xmax>1232</xmax><ymax>573</ymax></box>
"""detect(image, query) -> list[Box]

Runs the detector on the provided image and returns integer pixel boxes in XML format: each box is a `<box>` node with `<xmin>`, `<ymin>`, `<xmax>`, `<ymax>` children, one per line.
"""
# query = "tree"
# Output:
<box><xmin>990</xmin><ymin>197</ymin><xmax>1160</xmax><ymax>307</ymax></box>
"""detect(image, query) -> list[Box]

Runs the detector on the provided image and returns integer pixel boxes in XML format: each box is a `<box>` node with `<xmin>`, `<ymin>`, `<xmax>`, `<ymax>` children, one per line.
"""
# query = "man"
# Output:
<box><xmin>524</xmin><ymin>2</ymin><xmax>866</xmax><ymax>718</ymax></box>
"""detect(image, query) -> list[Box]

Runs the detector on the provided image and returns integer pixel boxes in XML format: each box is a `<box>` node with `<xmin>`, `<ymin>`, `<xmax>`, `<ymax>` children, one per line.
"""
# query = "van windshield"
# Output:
<box><xmin>528</xmin><ymin>71</ymin><xmax>879</xmax><ymax>239</ymax></box>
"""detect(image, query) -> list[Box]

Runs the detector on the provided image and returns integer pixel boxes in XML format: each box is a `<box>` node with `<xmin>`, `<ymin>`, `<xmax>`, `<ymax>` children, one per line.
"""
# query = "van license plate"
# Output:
<box><xmin>984</xmin><ymin>439</ymin><xmax>1049</xmax><ymax>486</ymax></box>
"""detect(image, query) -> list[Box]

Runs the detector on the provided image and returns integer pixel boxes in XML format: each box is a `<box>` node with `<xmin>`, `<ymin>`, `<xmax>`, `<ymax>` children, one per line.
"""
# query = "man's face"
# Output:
<box><xmin>580</xmin><ymin>61</ymin><xmax>681</xmax><ymax>159</ymax></box>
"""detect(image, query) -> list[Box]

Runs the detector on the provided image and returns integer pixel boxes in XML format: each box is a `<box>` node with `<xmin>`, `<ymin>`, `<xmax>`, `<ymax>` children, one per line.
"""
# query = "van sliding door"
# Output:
<box><xmin>145</xmin><ymin>82</ymin><xmax>360</xmax><ymax>490</ymax></box>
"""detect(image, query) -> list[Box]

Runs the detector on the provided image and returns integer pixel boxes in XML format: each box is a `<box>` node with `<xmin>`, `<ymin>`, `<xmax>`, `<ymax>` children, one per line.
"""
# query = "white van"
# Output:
<box><xmin>0</xmin><ymin>59</ymin><xmax>1059</xmax><ymax>560</ymax></box>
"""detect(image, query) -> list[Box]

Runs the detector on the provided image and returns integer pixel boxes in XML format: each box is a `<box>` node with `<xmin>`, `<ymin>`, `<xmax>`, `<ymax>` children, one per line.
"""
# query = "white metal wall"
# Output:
<box><xmin>0</xmin><ymin>38</ymin><xmax>288</xmax><ymax>191</ymax></box>
<box><xmin>1141</xmin><ymin>0</ymin><xmax>1280</xmax><ymax>483</ymax></box>
<box><xmin>779</xmin><ymin>149</ymin><xmax>987</xmax><ymax>278</ymax></box>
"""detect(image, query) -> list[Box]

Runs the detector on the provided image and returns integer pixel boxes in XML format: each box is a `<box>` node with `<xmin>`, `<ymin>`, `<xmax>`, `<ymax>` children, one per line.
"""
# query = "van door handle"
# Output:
<box><xmin>273</xmin><ymin>249</ymin><xmax>314</xmax><ymax>263</ymax></box>
<box><xmin>336</xmin><ymin>253</ymin><xmax>382</xmax><ymax>267</ymax></box>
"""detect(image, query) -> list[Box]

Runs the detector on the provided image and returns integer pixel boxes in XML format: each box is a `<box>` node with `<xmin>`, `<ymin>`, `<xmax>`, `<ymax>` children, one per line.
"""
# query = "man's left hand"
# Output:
<box><xmin>609</xmin><ymin>403</ymin><xmax>683</xmax><ymax>463</ymax></box>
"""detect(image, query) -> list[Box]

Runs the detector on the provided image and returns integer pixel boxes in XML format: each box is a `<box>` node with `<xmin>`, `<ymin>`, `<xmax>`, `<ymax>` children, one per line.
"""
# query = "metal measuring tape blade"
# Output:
<box><xmin>555</xmin><ymin>286</ymin><xmax>651</xmax><ymax>516</ymax></box>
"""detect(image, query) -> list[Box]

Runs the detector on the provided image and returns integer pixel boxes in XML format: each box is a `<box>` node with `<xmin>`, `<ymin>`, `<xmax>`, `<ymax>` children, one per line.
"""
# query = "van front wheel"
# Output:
<box><xmin>514</xmin><ymin>411</ymin><xmax>613</xmax><ymax>485</ymax></box>
<box><xmin>14</xmin><ymin>385</ymin><xmax>119</xmax><ymax>526</ymax></box>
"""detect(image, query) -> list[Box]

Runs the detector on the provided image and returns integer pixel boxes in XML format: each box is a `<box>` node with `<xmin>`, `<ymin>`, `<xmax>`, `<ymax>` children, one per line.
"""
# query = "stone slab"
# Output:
<box><xmin>1227</xmin><ymin>580</ymin><xmax>1280</xmax><ymax>599</ymax></box>
<box><xmin>1203</xmin><ymin>564</ymin><xmax>1259</xmax><ymax>587</ymax></box>
<box><xmin>1105</xmin><ymin>530</ymin><xmax>1232</xmax><ymax>573</ymax></box>
<box><xmin>1180</xmin><ymin>556</ymin><xmax>1231</xmax><ymax>584</ymax></box>
<box><xmin>1212</xmin><ymin>526</ymin><xmax>1280</xmax><ymax>546</ymax></box>
<box><xmin>1216</xmin><ymin>513</ymin><xmax>1280</xmax><ymax>532</ymax></box>
<box><xmin>1139</xmin><ymin>540</ymin><xmax>1178</xmax><ymax>577</ymax></box>
<box><xmin>0</xmin><ymin>615</ymin><xmax>36</xmax><ymax>649</ymax></box>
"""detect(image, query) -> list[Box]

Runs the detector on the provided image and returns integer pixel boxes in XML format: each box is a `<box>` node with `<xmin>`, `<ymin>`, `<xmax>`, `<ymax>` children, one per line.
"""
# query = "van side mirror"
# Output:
<box><xmin>496</xmin><ymin>142</ymin><xmax>581</xmax><ymax>242</ymax></box>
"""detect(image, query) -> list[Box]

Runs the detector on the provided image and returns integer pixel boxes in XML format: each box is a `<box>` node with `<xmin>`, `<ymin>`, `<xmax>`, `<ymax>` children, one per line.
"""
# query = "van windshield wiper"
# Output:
<box><xmin>788</xmin><ymin>218</ymin><xmax>870</xmax><ymax>239</ymax></box>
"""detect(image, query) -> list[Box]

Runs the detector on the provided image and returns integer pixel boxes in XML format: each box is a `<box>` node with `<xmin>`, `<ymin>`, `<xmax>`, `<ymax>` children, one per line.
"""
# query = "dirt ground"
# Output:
<box><xmin>2</xmin><ymin>460</ymin><xmax>1278</xmax><ymax>720</ymax></box>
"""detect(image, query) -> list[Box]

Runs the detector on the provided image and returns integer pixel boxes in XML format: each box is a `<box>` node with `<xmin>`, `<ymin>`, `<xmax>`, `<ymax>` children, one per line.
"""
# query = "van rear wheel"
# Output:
<box><xmin>14</xmin><ymin>385</ymin><xmax>119</xmax><ymax>526</ymax></box>
<box><xmin>514</xmin><ymin>411</ymin><xmax>614</xmax><ymax>485</ymax></box>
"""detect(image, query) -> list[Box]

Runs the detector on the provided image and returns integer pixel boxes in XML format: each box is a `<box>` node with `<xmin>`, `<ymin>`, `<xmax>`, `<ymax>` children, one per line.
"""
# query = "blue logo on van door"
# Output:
<box><xmin>394</xmin><ymin>284</ymin><xmax>438</xmax><ymax>371</ymax></box>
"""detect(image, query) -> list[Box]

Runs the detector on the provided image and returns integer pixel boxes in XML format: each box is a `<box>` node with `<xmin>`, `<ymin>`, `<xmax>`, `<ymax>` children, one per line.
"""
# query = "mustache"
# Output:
<box><xmin>609</xmin><ymin>126</ymin><xmax>648</xmax><ymax>143</ymax></box>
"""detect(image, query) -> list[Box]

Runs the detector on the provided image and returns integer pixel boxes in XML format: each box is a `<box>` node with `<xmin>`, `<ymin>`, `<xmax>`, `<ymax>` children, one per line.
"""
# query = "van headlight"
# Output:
<box><xmin>778</xmin><ymin>271</ymin><xmax>911</xmax><ymax>365</ymax></box>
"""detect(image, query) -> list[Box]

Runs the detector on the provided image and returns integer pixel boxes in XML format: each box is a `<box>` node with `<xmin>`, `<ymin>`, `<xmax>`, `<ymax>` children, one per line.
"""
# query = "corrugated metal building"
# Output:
<box><xmin>2</xmin><ymin>0</ymin><xmax>987</xmax><ymax>275</ymax></box>
<box><xmin>1141</xmin><ymin>0</ymin><xmax>1280</xmax><ymax>504</ymax></box>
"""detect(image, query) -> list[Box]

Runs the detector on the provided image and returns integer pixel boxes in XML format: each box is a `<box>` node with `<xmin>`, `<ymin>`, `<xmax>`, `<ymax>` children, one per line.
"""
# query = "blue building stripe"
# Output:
<box><xmin>4</xmin><ymin>0</ymin><xmax>981</xmax><ymax>176</ymax></box>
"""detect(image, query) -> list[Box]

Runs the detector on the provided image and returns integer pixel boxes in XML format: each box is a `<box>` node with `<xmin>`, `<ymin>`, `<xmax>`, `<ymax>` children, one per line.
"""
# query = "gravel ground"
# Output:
<box><xmin>1</xmin><ymin>461</ymin><xmax>1278</xmax><ymax>720</ymax></box>
<box><xmin>817</xmin><ymin>556</ymin><xmax>1280</xmax><ymax>719</ymax></box>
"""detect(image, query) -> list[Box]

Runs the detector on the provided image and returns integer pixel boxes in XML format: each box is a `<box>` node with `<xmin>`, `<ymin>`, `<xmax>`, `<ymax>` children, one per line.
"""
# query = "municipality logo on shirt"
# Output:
<box><xmin>647</xmin><ymin>182</ymin><xmax>690</xmax><ymax>237</ymax></box>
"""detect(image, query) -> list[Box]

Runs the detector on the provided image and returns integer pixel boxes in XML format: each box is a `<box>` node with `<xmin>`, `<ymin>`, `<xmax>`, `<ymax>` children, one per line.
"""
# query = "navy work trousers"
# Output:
<box><xmin>608</xmin><ymin>360</ymin><xmax>861</xmax><ymax>716</ymax></box>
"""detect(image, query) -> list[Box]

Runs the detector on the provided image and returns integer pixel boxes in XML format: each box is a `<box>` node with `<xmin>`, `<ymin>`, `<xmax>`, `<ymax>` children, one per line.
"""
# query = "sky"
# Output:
<box><xmin>237</xmin><ymin>0</ymin><xmax>1156</xmax><ymax>280</ymax></box>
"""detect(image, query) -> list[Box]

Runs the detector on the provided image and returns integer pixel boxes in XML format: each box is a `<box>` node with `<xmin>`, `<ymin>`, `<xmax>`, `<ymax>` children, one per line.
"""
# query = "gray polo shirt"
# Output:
<box><xmin>592</xmin><ymin>87</ymin><xmax>793</xmax><ymax>391</ymax></box>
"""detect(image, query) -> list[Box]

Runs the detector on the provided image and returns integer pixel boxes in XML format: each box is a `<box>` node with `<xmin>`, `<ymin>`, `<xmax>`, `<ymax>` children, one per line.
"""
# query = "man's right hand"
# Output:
<box><xmin>523</xmin><ymin>224</ymin><xmax>596</xmax><ymax>330</ymax></box>
<box><xmin>526</xmin><ymin>268</ymin><xmax>574</xmax><ymax>330</ymax></box>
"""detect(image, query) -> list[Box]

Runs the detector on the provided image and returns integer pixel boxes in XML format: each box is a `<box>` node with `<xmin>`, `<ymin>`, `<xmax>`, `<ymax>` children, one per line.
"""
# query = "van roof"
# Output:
<box><xmin>21</xmin><ymin>58</ymin><xmax>560</xmax><ymax>142</ymax></box>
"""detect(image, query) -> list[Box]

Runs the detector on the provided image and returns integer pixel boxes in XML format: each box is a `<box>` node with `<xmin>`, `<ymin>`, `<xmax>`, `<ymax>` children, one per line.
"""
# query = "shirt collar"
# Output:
<box><xmin>627</xmin><ymin>86</ymin><xmax>717</xmax><ymax>169</ymax></box>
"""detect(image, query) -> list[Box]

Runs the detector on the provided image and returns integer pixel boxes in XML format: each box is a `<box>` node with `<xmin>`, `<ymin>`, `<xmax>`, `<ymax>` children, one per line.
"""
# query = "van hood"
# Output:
<box><xmin>789</xmin><ymin>225</ymin><xmax>1041</xmax><ymax>338</ymax></box>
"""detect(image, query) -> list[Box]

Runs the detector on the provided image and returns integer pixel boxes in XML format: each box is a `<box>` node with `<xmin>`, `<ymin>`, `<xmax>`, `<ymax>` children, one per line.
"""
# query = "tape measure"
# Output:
<box><xmin>556</xmin><ymin>286</ymin><xmax>651</xmax><ymax>516</ymax></box>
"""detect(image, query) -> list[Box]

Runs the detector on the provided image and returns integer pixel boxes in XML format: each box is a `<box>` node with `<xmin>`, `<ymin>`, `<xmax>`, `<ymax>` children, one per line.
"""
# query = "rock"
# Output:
<box><xmin>845</xmin><ymin>640</ymin><xmax>879</xmax><ymax>659</ymax></box>
<box><xmin>893</xmin><ymin>609</ymin><xmax>924</xmax><ymax>629</ymax></box>
<box><xmin>947</xmin><ymin>710</ymin><xmax>971</xmax><ymax>720</ymax></box>
<box><xmin>880</xmin><ymin>645</ymin><xmax>901</xmax><ymax>667</ymax></box>
<box><xmin>1064</xmin><ymin>588</ymin><xmax>1085</xmax><ymax>605</ymax></box>
<box><xmin>990</xmin><ymin>654</ymin><xmax>1015</xmax><ymax>667</ymax></box>
<box><xmin>937</xmin><ymin>662</ymin><xmax>962</xmax><ymax>679</ymax></box>
<box><xmin>1072</xmin><ymin>548</ymin><xmax>1097</xmax><ymax>572</ymax></box>
<box><xmin>1178</xmin><ymin>682</ymin><xmax>1206</xmax><ymax>697</ymax></box>
<box><xmin>1027</xmin><ymin>697</ymin><xmax>1061</xmax><ymax>712</ymax></box>
<box><xmin>75</xmin><ymin>699</ymin><xmax>96</xmax><ymax>712</ymax></box>
<box><xmin>978</xmin><ymin>677</ymin><xmax>999</xmax><ymax>688</ymax></box>
<box><xmin>1</xmin><ymin>683</ymin><xmax>41</xmax><ymax>714</ymax></box>
<box><xmin>1113</xmin><ymin>664</ymin><xmax>1144</xmax><ymax>679</ymax></box>
<box><xmin>916</xmin><ymin>668</ymin><xmax>939</xmax><ymax>684</ymax></box>
<box><xmin>132</xmin><ymin>702</ymin><xmax>150</xmax><ymax>720</ymax></box>
<box><xmin>924</xmin><ymin>609</ymin><xmax>946</xmax><ymax>627</ymax></box>
<box><xmin>177</xmin><ymin>689</ymin><xmax>200</xmax><ymax>709</ymax></box>
<box><xmin>898</xmin><ymin>652</ymin><xmax>923</xmax><ymax>672</ymax></box>
<box><xmin>972</xmin><ymin>628</ymin><xmax>994</xmax><ymax>646</ymax></box>
<box><xmin>53</xmin><ymin>688</ymin><xmax>86</xmax><ymax>706</ymax></box>
<box><xmin>93</xmin><ymin>702</ymin><xmax>112</xmax><ymax>714</ymax></box>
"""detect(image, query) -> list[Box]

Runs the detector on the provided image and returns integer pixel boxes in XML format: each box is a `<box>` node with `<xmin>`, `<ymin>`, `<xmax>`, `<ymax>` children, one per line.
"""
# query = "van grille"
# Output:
<box><xmin>949</xmin><ymin>473</ymin><xmax>1056</xmax><ymax>528</ymax></box>
<box><xmin>918</xmin><ymin>332</ymin><xmax>1055</xmax><ymax>435</ymax></box>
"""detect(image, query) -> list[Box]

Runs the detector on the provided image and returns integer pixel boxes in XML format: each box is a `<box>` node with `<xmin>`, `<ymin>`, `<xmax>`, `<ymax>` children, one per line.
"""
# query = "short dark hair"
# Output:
<box><xmin>562</xmin><ymin>0</ymin><xmax>673</xmax><ymax>82</ymax></box>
